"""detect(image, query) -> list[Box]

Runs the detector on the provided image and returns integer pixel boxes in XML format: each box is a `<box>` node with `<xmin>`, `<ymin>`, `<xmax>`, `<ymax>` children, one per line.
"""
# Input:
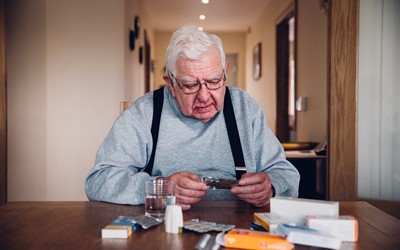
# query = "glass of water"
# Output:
<box><xmin>144</xmin><ymin>179</ymin><xmax>176</xmax><ymax>218</ymax></box>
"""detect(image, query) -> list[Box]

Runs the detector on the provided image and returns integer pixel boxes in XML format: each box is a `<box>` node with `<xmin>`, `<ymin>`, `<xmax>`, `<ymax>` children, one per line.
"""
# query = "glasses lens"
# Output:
<box><xmin>206</xmin><ymin>81</ymin><xmax>222</xmax><ymax>90</ymax></box>
<box><xmin>173</xmin><ymin>71</ymin><xmax>225</xmax><ymax>94</ymax></box>
<box><xmin>182</xmin><ymin>83</ymin><xmax>200</xmax><ymax>94</ymax></box>
<box><xmin>206</xmin><ymin>73</ymin><xmax>225</xmax><ymax>90</ymax></box>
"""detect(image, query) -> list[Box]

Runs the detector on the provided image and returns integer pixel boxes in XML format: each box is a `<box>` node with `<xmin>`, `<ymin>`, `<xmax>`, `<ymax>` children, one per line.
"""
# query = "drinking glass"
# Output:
<box><xmin>144</xmin><ymin>179</ymin><xmax>176</xmax><ymax>218</ymax></box>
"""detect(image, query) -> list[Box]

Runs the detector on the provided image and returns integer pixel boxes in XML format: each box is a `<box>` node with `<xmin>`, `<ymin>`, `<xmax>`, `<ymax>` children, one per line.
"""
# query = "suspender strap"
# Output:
<box><xmin>223</xmin><ymin>87</ymin><xmax>246</xmax><ymax>179</ymax></box>
<box><xmin>144</xmin><ymin>86</ymin><xmax>164</xmax><ymax>175</ymax></box>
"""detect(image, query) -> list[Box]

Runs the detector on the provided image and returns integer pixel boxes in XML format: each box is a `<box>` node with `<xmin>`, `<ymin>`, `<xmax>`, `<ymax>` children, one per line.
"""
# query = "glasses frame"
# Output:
<box><xmin>168</xmin><ymin>70</ymin><xmax>226</xmax><ymax>95</ymax></box>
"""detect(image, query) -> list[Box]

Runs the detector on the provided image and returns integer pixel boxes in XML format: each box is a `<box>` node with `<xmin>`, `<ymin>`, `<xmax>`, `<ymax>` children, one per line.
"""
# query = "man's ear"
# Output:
<box><xmin>163</xmin><ymin>75</ymin><xmax>176</xmax><ymax>97</ymax></box>
<box><xmin>225</xmin><ymin>61</ymin><xmax>230</xmax><ymax>74</ymax></box>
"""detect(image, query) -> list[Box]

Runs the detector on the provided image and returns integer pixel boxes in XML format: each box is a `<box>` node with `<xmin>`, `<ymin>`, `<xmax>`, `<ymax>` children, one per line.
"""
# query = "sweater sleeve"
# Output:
<box><xmin>84</xmin><ymin>98</ymin><xmax>156</xmax><ymax>205</ymax></box>
<box><xmin>250</xmin><ymin>99</ymin><xmax>300</xmax><ymax>197</ymax></box>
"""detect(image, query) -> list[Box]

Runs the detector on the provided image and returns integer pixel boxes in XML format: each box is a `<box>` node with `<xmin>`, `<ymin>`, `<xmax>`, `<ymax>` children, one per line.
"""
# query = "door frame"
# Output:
<box><xmin>276</xmin><ymin>9</ymin><xmax>295</xmax><ymax>142</ymax></box>
<box><xmin>327</xmin><ymin>0</ymin><xmax>359</xmax><ymax>200</ymax></box>
<box><xmin>1</xmin><ymin>0</ymin><xmax>7</xmax><ymax>205</ymax></box>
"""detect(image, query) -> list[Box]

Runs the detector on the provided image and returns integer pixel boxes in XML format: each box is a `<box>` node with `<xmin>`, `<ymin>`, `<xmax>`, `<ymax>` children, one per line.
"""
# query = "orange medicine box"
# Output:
<box><xmin>221</xmin><ymin>229</ymin><xmax>294</xmax><ymax>250</ymax></box>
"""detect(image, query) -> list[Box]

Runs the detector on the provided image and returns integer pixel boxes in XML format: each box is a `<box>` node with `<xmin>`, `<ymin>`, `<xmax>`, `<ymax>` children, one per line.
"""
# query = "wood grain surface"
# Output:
<box><xmin>1</xmin><ymin>201</ymin><xmax>399</xmax><ymax>250</ymax></box>
<box><xmin>328</xmin><ymin>0</ymin><xmax>359</xmax><ymax>201</ymax></box>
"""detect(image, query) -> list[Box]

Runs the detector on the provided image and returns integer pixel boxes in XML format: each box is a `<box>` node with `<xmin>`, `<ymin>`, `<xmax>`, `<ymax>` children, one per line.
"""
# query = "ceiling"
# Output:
<box><xmin>141</xmin><ymin>0</ymin><xmax>271</xmax><ymax>32</ymax></box>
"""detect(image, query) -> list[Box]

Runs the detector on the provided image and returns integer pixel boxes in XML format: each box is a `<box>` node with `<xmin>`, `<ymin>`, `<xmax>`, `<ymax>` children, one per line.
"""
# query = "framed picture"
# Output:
<box><xmin>253</xmin><ymin>43</ymin><xmax>262</xmax><ymax>80</ymax></box>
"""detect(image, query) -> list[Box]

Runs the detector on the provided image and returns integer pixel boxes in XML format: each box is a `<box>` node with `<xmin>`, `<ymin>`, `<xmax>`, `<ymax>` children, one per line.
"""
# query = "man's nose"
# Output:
<box><xmin>196</xmin><ymin>83</ymin><xmax>211</xmax><ymax>101</ymax></box>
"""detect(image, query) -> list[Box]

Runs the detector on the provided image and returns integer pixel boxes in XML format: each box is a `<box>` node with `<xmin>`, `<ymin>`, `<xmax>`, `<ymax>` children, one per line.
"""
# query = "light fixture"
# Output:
<box><xmin>199</xmin><ymin>15</ymin><xmax>206</xmax><ymax>20</ymax></box>
<box><xmin>201</xmin><ymin>0</ymin><xmax>209</xmax><ymax>4</ymax></box>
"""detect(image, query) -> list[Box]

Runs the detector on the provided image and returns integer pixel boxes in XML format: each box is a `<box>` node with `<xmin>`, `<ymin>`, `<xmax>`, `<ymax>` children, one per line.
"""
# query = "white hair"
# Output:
<box><xmin>165</xmin><ymin>24</ymin><xmax>226</xmax><ymax>75</ymax></box>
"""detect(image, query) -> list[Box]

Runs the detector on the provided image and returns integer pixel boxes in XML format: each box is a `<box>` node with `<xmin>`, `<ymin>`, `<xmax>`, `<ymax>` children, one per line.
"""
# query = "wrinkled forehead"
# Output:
<box><xmin>175</xmin><ymin>47</ymin><xmax>222</xmax><ymax>73</ymax></box>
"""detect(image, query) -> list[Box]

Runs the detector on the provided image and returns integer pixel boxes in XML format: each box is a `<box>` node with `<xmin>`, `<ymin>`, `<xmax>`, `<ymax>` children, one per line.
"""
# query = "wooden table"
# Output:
<box><xmin>1</xmin><ymin>201</ymin><xmax>399</xmax><ymax>249</ymax></box>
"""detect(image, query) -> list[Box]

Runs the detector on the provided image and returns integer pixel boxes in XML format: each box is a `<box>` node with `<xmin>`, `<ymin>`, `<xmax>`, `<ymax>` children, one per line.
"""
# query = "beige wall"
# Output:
<box><xmin>7</xmin><ymin>0</ymin><xmax>48</xmax><ymax>200</ymax></box>
<box><xmin>6</xmin><ymin>0</ymin><xmax>153</xmax><ymax>201</ymax></box>
<box><xmin>246</xmin><ymin>0</ymin><xmax>327</xmax><ymax>142</ymax></box>
<box><xmin>153</xmin><ymin>30</ymin><xmax>246</xmax><ymax>90</ymax></box>
<box><xmin>246</xmin><ymin>0</ymin><xmax>293</xmax><ymax>133</ymax></box>
<box><xmin>153</xmin><ymin>31</ymin><xmax>171</xmax><ymax>89</ymax></box>
<box><xmin>296</xmin><ymin>0</ymin><xmax>327</xmax><ymax>143</ymax></box>
<box><xmin>216</xmin><ymin>32</ymin><xmax>246</xmax><ymax>89</ymax></box>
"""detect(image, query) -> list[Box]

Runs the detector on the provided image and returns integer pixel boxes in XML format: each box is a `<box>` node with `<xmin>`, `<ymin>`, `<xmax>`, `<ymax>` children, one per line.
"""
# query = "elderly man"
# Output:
<box><xmin>85</xmin><ymin>24</ymin><xmax>299</xmax><ymax>210</ymax></box>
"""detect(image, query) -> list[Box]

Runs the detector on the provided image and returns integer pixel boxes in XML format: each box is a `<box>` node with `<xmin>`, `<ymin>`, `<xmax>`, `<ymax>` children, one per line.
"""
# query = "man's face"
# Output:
<box><xmin>164</xmin><ymin>48</ymin><xmax>227</xmax><ymax>123</ymax></box>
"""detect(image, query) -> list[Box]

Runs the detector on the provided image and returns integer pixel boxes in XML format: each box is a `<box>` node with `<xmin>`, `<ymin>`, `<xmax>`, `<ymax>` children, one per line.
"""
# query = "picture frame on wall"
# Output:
<box><xmin>253</xmin><ymin>43</ymin><xmax>262</xmax><ymax>80</ymax></box>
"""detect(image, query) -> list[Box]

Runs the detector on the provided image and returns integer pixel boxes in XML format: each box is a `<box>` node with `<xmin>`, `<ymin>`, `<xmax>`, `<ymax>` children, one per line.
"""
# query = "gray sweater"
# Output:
<box><xmin>85</xmin><ymin>86</ymin><xmax>299</xmax><ymax>204</ymax></box>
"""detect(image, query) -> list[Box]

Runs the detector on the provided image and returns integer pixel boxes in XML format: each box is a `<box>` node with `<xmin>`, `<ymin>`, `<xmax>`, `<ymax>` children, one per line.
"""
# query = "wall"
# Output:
<box><xmin>246</xmin><ymin>0</ymin><xmax>327</xmax><ymax>142</ymax></box>
<box><xmin>153</xmin><ymin>30</ymin><xmax>246</xmax><ymax>90</ymax></box>
<box><xmin>296</xmin><ymin>0</ymin><xmax>327</xmax><ymax>143</ymax></box>
<box><xmin>358</xmin><ymin>0</ymin><xmax>400</xmax><ymax>200</ymax></box>
<box><xmin>153</xmin><ymin>30</ymin><xmax>171</xmax><ymax>89</ymax></box>
<box><xmin>6</xmin><ymin>0</ymin><xmax>151</xmax><ymax>201</ymax></box>
<box><xmin>217</xmin><ymin>32</ymin><xmax>246</xmax><ymax>89</ymax></box>
<box><xmin>7</xmin><ymin>0</ymin><xmax>48</xmax><ymax>200</ymax></box>
<box><xmin>125</xmin><ymin>0</ymin><xmax>143</xmax><ymax>99</ymax></box>
<box><xmin>245</xmin><ymin>0</ymin><xmax>293</xmax><ymax>133</ymax></box>
<box><xmin>125</xmin><ymin>0</ymin><xmax>154</xmax><ymax>94</ymax></box>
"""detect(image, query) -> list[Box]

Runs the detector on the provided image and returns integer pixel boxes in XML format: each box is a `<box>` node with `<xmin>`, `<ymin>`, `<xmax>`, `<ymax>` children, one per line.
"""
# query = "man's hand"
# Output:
<box><xmin>165</xmin><ymin>171</ymin><xmax>208</xmax><ymax>210</ymax></box>
<box><xmin>230</xmin><ymin>172</ymin><xmax>273</xmax><ymax>207</ymax></box>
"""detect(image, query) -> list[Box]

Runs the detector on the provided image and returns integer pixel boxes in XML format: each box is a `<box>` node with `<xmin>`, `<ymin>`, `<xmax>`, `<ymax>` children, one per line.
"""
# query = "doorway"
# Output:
<box><xmin>276</xmin><ymin>12</ymin><xmax>296</xmax><ymax>142</ymax></box>
<box><xmin>225</xmin><ymin>53</ymin><xmax>238</xmax><ymax>87</ymax></box>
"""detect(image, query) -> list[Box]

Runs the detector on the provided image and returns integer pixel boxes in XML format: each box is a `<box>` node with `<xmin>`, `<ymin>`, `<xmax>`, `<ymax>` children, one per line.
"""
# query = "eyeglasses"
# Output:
<box><xmin>168</xmin><ymin>70</ymin><xmax>226</xmax><ymax>94</ymax></box>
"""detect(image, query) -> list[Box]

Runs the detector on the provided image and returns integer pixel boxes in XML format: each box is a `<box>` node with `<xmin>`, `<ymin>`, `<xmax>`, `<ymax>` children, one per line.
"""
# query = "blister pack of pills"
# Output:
<box><xmin>131</xmin><ymin>215</ymin><xmax>163</xmax><ymax>229</ymax></box>
<box><xmin>200</xmin><ymin>176</ymin><xmax>238</xmax><ymax>190</ymax></box>
<box><xmin>183</xmin><ymin>219</ymin><xmax>235</xmax><ymax>233</ymax></box>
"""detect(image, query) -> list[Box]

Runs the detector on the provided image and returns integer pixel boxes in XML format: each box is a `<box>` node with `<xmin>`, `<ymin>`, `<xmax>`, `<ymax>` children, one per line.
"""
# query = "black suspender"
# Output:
<box><xmin>223</xmin><ymin>88</ymin><xmax>246</xmax><ymax>179</ymax></box>
<box><xmin>144</xmin><ymin>87</ymin><xmax>246</xmax><ymax>179</ymax></box>
<box><xmin>144</xmin><ymin>86</ymin><xmax>164</xmax><ymax>175</ymax></box>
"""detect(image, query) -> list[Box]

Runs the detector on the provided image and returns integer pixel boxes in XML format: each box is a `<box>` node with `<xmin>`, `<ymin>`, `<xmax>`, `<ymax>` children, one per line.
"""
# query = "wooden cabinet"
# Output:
<box><xmin>286</xmin><ymin>152</ymin><xmax>327</xmax><ymax>200</ymax></box>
